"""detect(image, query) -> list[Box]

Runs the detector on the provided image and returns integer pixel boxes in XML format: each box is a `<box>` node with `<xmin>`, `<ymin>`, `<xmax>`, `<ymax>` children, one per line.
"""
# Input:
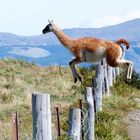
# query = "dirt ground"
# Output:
<box><xmin>124</xmin><ymin>98</ymin><xmax>140</xmax><ymax>140</ymax></box>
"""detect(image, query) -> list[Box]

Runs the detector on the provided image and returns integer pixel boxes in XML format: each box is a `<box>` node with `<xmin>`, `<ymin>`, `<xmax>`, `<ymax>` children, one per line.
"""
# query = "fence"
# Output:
<box><xmin>11</xmin><ymin>59</ymin><xmax>120</xmax><ymax>140</ymax></box>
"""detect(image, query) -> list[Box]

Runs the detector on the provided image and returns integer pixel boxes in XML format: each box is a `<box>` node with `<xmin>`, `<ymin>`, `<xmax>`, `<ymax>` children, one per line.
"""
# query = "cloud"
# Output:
<box><xmin>9</xmin><ymin>47</ymin><xmax>50</xmax><ymax>58</ymax></box>
<box><xmin>80</xmin><ymin>10</ymin><xmax>140</xmax><ymax>28</ymax></box>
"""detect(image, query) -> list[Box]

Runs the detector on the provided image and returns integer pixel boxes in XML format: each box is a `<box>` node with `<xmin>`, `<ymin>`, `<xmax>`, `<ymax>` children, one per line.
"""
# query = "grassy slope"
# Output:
<box><xmin>0</xmin><ymin>59</ymin><xmax>139</xmax><ymax>140</ymax></box>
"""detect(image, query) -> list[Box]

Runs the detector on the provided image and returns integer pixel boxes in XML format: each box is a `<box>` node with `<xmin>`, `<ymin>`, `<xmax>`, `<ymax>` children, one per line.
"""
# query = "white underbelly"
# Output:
<box><xmin>83</xmin><ymin>48</ymin><xmax>106</xmax><ymax>63</ymax></box>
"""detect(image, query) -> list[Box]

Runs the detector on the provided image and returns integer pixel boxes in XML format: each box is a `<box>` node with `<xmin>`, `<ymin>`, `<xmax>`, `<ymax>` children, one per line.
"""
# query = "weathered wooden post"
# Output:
<box><xmin>115</xmin><ymin>67</ymin><xmax>120</xmax><ymax>76</ymax></box>
<box><xmin>12</xmin><ymin>112</ymin><xmax>19</xmax><ymax>140</ymax></box>
<box><xmin>68</xmin><ymin>108</ymin><xmax>81</xmax><ymax>140</ymax></box>
<box><xmin>107</xmin><ymin>65</ymin><xmax>113</xmax><ymax>87</ymax></box>
<box><xmin>102</xmin><ymin>59</ymin><xmax>110</xmax><ymax>96</ymax></box>
<box><xmin>85</xmin><ymin>87</ymin><xmax>95</xmax><ymax>140</ymax></box>
<box><xmin>101</xmin><ymin>60</ymin><xmax>105</xmax><ymax>96</ymax></box>
<box><xmin>112</xmin><ymin>68</ymin><xmax>116</xmax><ymax>83</ymax></box>
<box><xmin>32</xmin><ymin>93</ymin><xmax>52</xmax><ymax>140</ymax></box>
<box><xmin>79</xmin><ymin>99</ymin><xmax>84</xmax><ymax>140</ymax></box>
<box><xmin>94</xmin><ymin>63</ymin><xmax>103</xmax><ymax>111</ymax></box>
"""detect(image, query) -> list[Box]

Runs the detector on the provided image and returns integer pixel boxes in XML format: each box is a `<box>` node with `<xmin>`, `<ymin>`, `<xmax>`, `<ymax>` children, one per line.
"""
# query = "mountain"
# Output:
<box><xmin>0</xmin><ymin>19</ymin><xmax>140</xmax><ymax>73</ymax></box>
<box><xmin>0</xmin><ymin>18</ymin><xmax>140</xmax><ymax>46</ymax></box>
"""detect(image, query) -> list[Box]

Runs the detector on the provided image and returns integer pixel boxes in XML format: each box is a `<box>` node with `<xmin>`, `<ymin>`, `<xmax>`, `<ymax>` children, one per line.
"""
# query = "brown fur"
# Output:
<box><xmin>59</xmin><ymin>36</ymin><xmax>127</xmax><ymax>67</ymax></box>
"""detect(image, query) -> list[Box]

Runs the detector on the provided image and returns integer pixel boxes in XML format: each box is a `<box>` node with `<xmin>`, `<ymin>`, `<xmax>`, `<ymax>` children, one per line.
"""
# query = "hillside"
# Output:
<box><xmin>0</xmin><ymin>59</ymin><xmax>140</xmax><ymax>139</ymax></box>
<box><xmin>0</xmin><ymin>59</ymin><xmax>82</xmax><ymax>139</ymax></box>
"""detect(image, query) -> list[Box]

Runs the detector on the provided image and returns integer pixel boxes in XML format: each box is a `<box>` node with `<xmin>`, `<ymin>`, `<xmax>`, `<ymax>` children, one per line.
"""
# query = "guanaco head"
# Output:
<box><xmin>42</xmin><ymin>20</ymin><xmax>55</xmax><ymax>34</ymax></box>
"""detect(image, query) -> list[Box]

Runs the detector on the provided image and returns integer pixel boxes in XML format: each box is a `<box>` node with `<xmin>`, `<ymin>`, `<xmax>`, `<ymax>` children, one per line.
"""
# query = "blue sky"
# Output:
<box><xmin>0</xmin><ymin>0</ymin><xmax>140</xmax><ymax>35</ymax></box>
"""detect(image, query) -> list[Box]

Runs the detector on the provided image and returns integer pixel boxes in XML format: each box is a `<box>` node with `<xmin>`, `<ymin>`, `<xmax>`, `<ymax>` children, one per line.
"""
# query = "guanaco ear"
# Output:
<box><xmin>48</xmin><ymin>19</ymin><xmax>54</xmax><ymax>25</ymax></box>
<box><xmin>48</xmin><ymin>19</ymin><xmax>51</xmax><ymax>24</ymax></box>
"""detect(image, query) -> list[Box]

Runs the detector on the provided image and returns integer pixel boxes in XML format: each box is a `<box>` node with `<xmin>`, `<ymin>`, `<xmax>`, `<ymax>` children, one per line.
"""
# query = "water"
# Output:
<box><xmin>0</xmin><ymin>45</ymin><xmax>72</xmax><ymax>66</ymax></box>
<box><xmin>0</xmin><ymin>44</ymin><xmax>139</xmax><ymax>74</ymax></box>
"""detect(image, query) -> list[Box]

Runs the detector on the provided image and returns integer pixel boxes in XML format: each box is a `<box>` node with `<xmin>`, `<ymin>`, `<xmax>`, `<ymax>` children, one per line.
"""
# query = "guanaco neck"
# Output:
<box><xmin>52</xmin><ymin>27</ymin><xmax>75</xmax><ymax>49</ymax></box>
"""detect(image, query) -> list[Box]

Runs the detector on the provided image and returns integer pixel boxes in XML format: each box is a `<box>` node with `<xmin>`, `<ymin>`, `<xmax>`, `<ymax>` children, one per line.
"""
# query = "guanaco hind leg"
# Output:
<box><xmin>116</xmin><ymin>59</ymin><xmax>133</xmax><ymax>80</ymax></box>
<box><xmin>106</xmin><ymin>47</ymin><xmax>133</xmax><ymax>80</ymax></box>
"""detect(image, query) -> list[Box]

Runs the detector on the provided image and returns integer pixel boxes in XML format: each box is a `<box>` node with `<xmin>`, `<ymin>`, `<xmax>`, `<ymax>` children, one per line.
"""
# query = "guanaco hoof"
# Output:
<box><xmin>74</xmin><ymin>75</ymin><xmax>82</xmax><ymax>83</ymax></box>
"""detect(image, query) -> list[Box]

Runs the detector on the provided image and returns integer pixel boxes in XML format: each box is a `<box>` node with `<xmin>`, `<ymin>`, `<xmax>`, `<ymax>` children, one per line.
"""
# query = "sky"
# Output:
<box><xmin>0</xmin><ymin>0</ymin><xmax>140</xmax><ymax>35</ymax></box>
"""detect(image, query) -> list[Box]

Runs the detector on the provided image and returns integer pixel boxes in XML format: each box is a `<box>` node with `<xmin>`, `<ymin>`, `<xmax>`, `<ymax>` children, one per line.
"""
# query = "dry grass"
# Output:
<box><xmin>0</xmin><ymin>59</ymin><xmax>83</xmax><ymax>139</ymax></box>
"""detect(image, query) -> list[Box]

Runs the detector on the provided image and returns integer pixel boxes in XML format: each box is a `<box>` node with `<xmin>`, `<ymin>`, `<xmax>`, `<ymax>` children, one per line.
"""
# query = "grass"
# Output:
<box><xmin>0</xmin><ymin>59</ymin><xmax>139</xmax><ymax>139</ymax></box>
<box><xmin>0</xmin><ymin>59</ymin><xmax>83</xmax><ymax>139</ymax></box>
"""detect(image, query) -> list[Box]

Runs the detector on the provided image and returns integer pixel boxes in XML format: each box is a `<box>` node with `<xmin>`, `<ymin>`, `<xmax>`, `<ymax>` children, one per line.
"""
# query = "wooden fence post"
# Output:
<box><xmin>12</xmin><ymin>112</ymin><xmax>19</xmax><ymax>140</ymax></box>
<box><xmin>101</xmin><ymin>60</ymin><xmax>105</xmax><ymax>96</ymax></box>
<box><xmin>56</xmin><ymin>106</ymin><xmax>61</xmax><ymax>137</ymax></box>
<box><xmin>115</xmin><ymin>67</ymin><xmax>120</xmax><ymax>76</ymax></box>
<box><xmin>85</xmin><ymin>87</ymin><xmax>95</xmax><ymax>140</ymax></box>
<box><xmin>68</xmin><ymin>108</ymin><xmax>81</xmax><ymax>140</ymax></box>
<box><xmin>112</xmin><ymin>68</ymin><xmax>116</xmax><ymax>83</ymax></box>
<box><xmin>32</xmin><ymin>93</ymin><xmax>52</xmax><ymax>140</ymax></box>
<box><xmin>79</xmin><ymin>99</ymin><xmax>84</xmax><ymax>140</ymax></box>
<box><xmin>94</xmin><ymin>64</ymin><xmax>103</xmax><ymax>111</ymax></box>
<box><xmin>102</xmin><ymin>59</ymin><xmax>110</xmax><ymax>96</ymax></box>
<box><xmin>107</xmin><ymin>65</ymin><xmax>113</xmax><ymax>87</ymax></box>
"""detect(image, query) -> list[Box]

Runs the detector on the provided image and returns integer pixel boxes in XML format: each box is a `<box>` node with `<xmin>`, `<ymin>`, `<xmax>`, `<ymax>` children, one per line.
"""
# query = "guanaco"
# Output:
<box><xmin>42</xmin><ymin>20</ymin><xmax>133</xmax><ymax>83</ymax></box>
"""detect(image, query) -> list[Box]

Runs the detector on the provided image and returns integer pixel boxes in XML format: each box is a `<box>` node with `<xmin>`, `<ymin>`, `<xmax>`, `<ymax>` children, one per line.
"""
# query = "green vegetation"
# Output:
<box><xmin>0</xmin><ymin>59</ymin><xmax>139</xmax><ymax>139</ymax></box>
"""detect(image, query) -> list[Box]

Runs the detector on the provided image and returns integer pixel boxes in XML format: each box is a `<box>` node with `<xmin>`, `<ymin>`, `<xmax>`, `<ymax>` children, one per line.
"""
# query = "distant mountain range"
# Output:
<box><xmin>0</xmin><ymin>19</ymin><xmax>140</xmax><ymax>73</ymax></box>
<box><xmin>0</xmin><ymin>18</ymin><xmax>140</xmax><ymax>46</ymax></box>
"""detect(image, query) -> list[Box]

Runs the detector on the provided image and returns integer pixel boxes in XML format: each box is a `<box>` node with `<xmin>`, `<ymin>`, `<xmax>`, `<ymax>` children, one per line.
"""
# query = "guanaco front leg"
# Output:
<box><xmin>69</xmin><ymin>58</ymin><xmax>83</xmax><ymax>83</ymax></box>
